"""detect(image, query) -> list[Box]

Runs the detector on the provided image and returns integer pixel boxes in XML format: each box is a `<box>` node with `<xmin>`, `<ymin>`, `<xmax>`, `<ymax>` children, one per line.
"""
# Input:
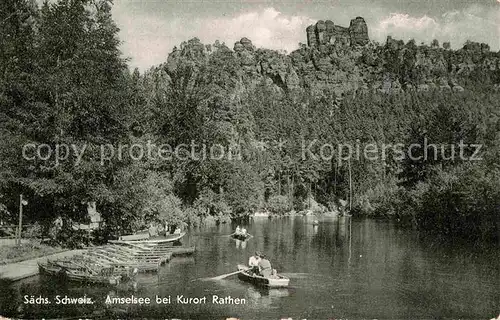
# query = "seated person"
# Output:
<box><xmin>241</xmin><ymin>228</ymin><xmax>247</xmax><ymax>236</ymax></box>
<box><xmin>173</xmin><ymin>227</ymin><xmax>181</xmax><ymax>234</ymax></box>
<box><xmin>258</xmin><ymin>254</ymin><xmax>272</xmax><ymax>278</ymax></box>
<box><xmin>270</xmin><ymin>268</ymin><xmax>278</xmax><ymax>279</ymax></box>
<box><xmin>235</xmin><ymin>226</ymin><xmax>242</xmax><ymax>235</ymax></box>
<box><xmin>248</xmin><ymin>251</ymin><xmax>261</xmax><ymax>274</ymax></box>
<box><xmin>157</xmin><ymin>223</ymin><xmax>166</xmax><ymax>236</ymax></box>
<box><xmin>148</xmin><ymin>223</ymin><xmax>158</xmax><ymax>237</ymax></box>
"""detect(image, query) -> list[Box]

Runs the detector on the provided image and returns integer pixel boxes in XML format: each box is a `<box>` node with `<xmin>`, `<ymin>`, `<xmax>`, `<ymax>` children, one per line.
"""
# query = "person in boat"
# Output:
<box><xmin>271</xmin><ymin>268</ymin><xmax>278</xmax><ymax>278</ymax></box>
<box><xmin>241</xmin><ymin>228</ymin><xmax>247</xmax><ymax>236</ymax></box>
<box><xmin>258</xmin><ymin>254</ymin><xmax>272</xmax><ymax>278</ymax></box>
<box><xmin>173</xmin><ymin>226</ymin><xmax>181</xmax><ymax>234</ymax></box>
<box><xmin>235</xmin><ymin>226</ymin><xmax>242</xmax><ymax>235</ymax></box>
<box><xmin>148</xmin><ymin>223</ymin><xmax>158</xmax><ymax>237</ymax></box>
<box><xmin>248</xmin><ymin>251</ymin><xmax>261</xmax><ymax>274</ymax></box>
<box><xmin>158</xmin><ymin>222</ymin><xmax>166</xmax><ymax>236</ymax></box>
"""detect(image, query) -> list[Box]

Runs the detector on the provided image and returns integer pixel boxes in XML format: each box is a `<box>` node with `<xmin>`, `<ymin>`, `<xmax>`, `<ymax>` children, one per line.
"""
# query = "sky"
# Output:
<box><xmin>110</xmin><ymin>0</ymin><xmax>500</xmax><ymax>70</ymax></box>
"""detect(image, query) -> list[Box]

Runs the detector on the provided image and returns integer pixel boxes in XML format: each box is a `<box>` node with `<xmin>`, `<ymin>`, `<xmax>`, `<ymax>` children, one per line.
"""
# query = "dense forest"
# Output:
<box><xmin>1</xmin><ymin>0</ymin><xmax>498</xmax><ymax>245</ymax></box>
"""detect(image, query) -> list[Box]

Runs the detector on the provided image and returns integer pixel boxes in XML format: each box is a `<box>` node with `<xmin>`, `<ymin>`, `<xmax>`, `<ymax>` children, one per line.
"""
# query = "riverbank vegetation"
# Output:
<box><xmin>0</xmin><ymin>0</ymin><xmax>498</xmax><ymax>245</ymax></box>
<box><xmin>0</xmin><ymin>241</ymin><xmax>63</xmax><ymax>265</ymax></box>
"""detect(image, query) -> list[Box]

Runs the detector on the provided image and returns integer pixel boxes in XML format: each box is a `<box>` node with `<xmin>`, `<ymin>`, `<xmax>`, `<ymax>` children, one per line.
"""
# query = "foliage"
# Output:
<box><xmin>97</xmin><ymin>167</ymin><xmax>184</xmax><ymax>235</ymax></box>
<box><xmin>55</xmin><ymin>228</ymin><xmax>92</xmax><ymax>249</ymax></box>
<box><xmin>354</xmin><ymin>178</ymin><xmax>401</xmax><ymax>217</ymax></box>
<box><xmin>0</xmin><ymin>242</ymin><xmax>63</xmax><ymax>265</ymax></box>
<box><xmin>267</xmin><ymin>195</ymin><xmax>292</xmax><ymax>215</ymax></box>
<box><xmin>400</xmin><ymin>164</ymin><xmax>500</xmax><ymax>241</ymax></box>
<box><xmin>22</xmin><ymin>222</ymin><xmax>43</xmax><ymax>238</ymax></box>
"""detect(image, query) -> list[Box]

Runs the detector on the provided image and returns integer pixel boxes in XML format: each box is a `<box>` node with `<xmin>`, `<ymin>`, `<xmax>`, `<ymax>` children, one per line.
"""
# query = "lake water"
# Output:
<box><xmin>1</xmin><ymin>216</ymin><xmax>498</xmax><ymax>319</ymax></box>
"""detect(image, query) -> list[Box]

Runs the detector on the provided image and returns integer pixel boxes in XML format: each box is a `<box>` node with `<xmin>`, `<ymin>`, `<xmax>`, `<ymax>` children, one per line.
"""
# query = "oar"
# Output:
<box><xmin>221</xmin><ymin>232</ymin><xmax>236</xmax><ymax>238</ymax></box>
<box><xmin>211</xmin><ymin>267</ymin><xmax>248</xmax><ymax>280</ymax></box>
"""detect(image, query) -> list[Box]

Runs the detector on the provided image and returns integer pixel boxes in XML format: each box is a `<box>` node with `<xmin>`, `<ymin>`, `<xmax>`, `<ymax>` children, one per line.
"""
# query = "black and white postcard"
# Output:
<box><xmin>0</xmin><ymin>0</ymin><xmax>499</xmax><ymax>319</ymax></box>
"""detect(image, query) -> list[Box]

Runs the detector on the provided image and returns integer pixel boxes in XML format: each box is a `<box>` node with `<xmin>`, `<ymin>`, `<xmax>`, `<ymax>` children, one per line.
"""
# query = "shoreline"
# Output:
<box><xmin>0</xmin><ymin>249</ymin><xmax>83</xmax><ymax>282</ymax></box>
<box><xmin>0</xmin><ymin>247</ymin><xmax>68</xmax><ymax>266</ymax></box>
<box><xmin>251</xmin><ymin>209</ymin><xmax>341</xmax><ymax>218</ymax></box>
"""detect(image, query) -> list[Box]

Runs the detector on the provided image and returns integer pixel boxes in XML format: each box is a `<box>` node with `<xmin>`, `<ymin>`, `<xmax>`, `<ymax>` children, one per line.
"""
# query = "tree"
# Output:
<box><xmin>0</xmin><ymin>0</ymin><xmax>134</xmax><ymax>235</ymax></box>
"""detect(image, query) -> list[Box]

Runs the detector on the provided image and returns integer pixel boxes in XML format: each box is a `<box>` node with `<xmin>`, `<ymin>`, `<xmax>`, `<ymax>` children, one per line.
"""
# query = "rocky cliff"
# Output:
<box><xmin>156</xmin><ymin>17</ymin><xmax>500</xmax><ymax>97</ymax></box>
<box><xmin>306</xmin><ymin>17</ymin><xmax>369</xmax><ymax>47</ymax></box>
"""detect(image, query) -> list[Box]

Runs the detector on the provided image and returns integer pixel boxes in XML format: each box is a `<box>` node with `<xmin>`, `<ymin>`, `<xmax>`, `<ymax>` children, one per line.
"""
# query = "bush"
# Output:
<box><xmin>91</xmin><ymin>225</ymin><xmax>115</xmax><ymax>245</ymax></box>
<box><xmin>267</xmin><ymin>195</ymin><xmax>291</xmax><ymax>215</ymax></box>
<box><xmin>22</xmin><ymin>222</ymin><xmax>43</xmax><ymax>238</ymax></box>
<box><xmin>55</xmin><ymin>228</ymin><xmax>92</xmax><ymax>249</ymax></box>
<box><xmin>355</xmin><ymin>178</ymin><xmax>402</xmax><ymax>217</ymax></box>
<box><xmin>184</xmin><ymin>207</ymin><xmax>202</xmax><ymax>228</ymax></box>
<box><xmin>398</xmin><ymin>164</ymin><xmax>500</xmax><ymax>242</ymax></box>
<box><xmin>0</xmin><ymin>242</ymin><xmax>62</xmax><ymax>265</ymax></box>
<box><xmin>194</xmin><ymin>188</ymin><xmax>233</xmax><ymax>219</ymax></box>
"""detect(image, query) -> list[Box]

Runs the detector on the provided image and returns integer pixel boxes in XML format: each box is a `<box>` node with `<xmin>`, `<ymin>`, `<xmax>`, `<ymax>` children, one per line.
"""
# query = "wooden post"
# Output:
<box><xmin>17</xmin><ymin>194</ymin><xmax>23</xmax><ymax>245</ymax></box>
<box><xmin>348</xmin><ymin>216</ymin><xmax>352</xmax><ymax>266</ymax></box>
<box><xmin>348</xmin><ymin>159</ymin><xmax>352</xmax><ymax>212</ymax></box>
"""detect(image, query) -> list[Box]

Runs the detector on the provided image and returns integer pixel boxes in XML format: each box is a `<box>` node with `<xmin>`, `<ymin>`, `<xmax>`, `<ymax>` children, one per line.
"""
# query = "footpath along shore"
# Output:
<box><xmin>0</xmin><ymin>250</ymin><xmax>83</xmax><ymax>282</ymax></box>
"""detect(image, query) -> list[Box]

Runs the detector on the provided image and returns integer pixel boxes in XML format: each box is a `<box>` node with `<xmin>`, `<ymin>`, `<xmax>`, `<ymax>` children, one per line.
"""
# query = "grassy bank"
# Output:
<box><xmin>0</xmin><ymin>241</ymin><xmax>65</xmax><ymax>265</ymax></box>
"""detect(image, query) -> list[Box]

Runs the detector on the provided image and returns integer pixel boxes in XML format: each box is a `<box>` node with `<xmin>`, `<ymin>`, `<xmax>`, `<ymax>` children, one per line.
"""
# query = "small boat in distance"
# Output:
<box><xmin>231</xmin><ymin>225</ymin><xmax>251</xmax><ymax>241</ymax></box>
<box><xmin>109</xmin><ymin>232</ymin><xmax>186</xmax><ymax>245</ymax></box>
<box><xmin>236</xmin><ymin>264</ymin><xmax>289</xmax><ymax>288</ymax></box>
<box><xmin>230</xmin><ymin>232</ymin><xmax>252</xmax><ymax>241</ymax></box>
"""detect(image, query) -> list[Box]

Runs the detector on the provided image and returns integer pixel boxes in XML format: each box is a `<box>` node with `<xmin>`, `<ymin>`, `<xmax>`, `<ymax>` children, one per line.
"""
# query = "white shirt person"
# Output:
<box><xmin>248</xmin><ymin>252</ymin><xmax>261</xmax><ymax>274</ymax></box>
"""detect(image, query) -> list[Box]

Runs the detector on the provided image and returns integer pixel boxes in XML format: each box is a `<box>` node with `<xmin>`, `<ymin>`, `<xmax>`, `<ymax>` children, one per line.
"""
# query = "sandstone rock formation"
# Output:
<box><xmin>349</xmin><ymin>17</ymin><xmax>369</xmax><ymax>46</ymax></box>
<box><xmin>306</xmin><ymin>17</ymin><xmax>369</xmax><ymax>47</ymax></box>
<box><xmin>157</xmin><ymin>17</ymin><xmax>500</xmax><ymax>100</ymax></box>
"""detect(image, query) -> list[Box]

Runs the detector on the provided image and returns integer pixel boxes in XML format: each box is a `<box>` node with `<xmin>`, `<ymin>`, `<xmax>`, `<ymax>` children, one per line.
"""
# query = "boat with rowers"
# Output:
<box><xmin>230</xmin><ymin>232</ymin><xmax>252</xmax><ymax>241</ymax></box>
<box><xmin>236</xmin><ymin>264</ymin><xmax>289</xmax><ymax>288</ymax></box>
<box><xmin>231</xmin><ymin>226</ymin><xmax>252</xmax><ymax>241</ymax></box>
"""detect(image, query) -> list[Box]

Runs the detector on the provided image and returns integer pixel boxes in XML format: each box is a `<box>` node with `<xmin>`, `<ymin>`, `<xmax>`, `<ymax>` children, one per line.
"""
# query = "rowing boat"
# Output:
<box><xmin>38</xmin><ymin>262</ymin><xmax>122</xmax><ymax>285</ymax></box>
<box><xmin>236</xmin><ymin>264</ymin><xmax>289</xmax><ymax>288</ymax></box>
<box><xmin>230</xmin><ymin>233</ymin><xmax>252</xmax><ymax>241</ymax></box>
<box><xmin>108</xmin><ymin>232</ymin><xmax>186</xmax><ymax>245</ymax></box>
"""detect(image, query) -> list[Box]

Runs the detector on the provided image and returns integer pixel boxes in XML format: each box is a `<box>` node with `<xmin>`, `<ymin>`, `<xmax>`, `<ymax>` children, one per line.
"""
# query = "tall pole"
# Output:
<box><xmin>348</xmin><ymin>216</ymin><xmax>352</xmax><ymax>266</ymax></box>
<box><xmin>348</xmin><ymin>159</ymin><xmax>352</xmax><ymax>212</ymax></box>
<box><xmin>18</xmin><ymin>194</ymin><xmax>23</xmax><ymax>245</ymax></box>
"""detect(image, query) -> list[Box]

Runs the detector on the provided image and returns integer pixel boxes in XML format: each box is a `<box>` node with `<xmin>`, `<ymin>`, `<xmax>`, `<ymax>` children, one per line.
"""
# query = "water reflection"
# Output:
<box><xmin>246</xmin><ymin>286</ymin><xmax>290</xmax><ymax>308</ymax></box>
<box><xmin>234</xmin><ymin>239</ymin><xmax>248</xmax><ymax>249</ymax></box>
<box><xmin>313</xmin><ymin>224</ymin><xmax>318</xmax><ymax>234</ymax></box>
